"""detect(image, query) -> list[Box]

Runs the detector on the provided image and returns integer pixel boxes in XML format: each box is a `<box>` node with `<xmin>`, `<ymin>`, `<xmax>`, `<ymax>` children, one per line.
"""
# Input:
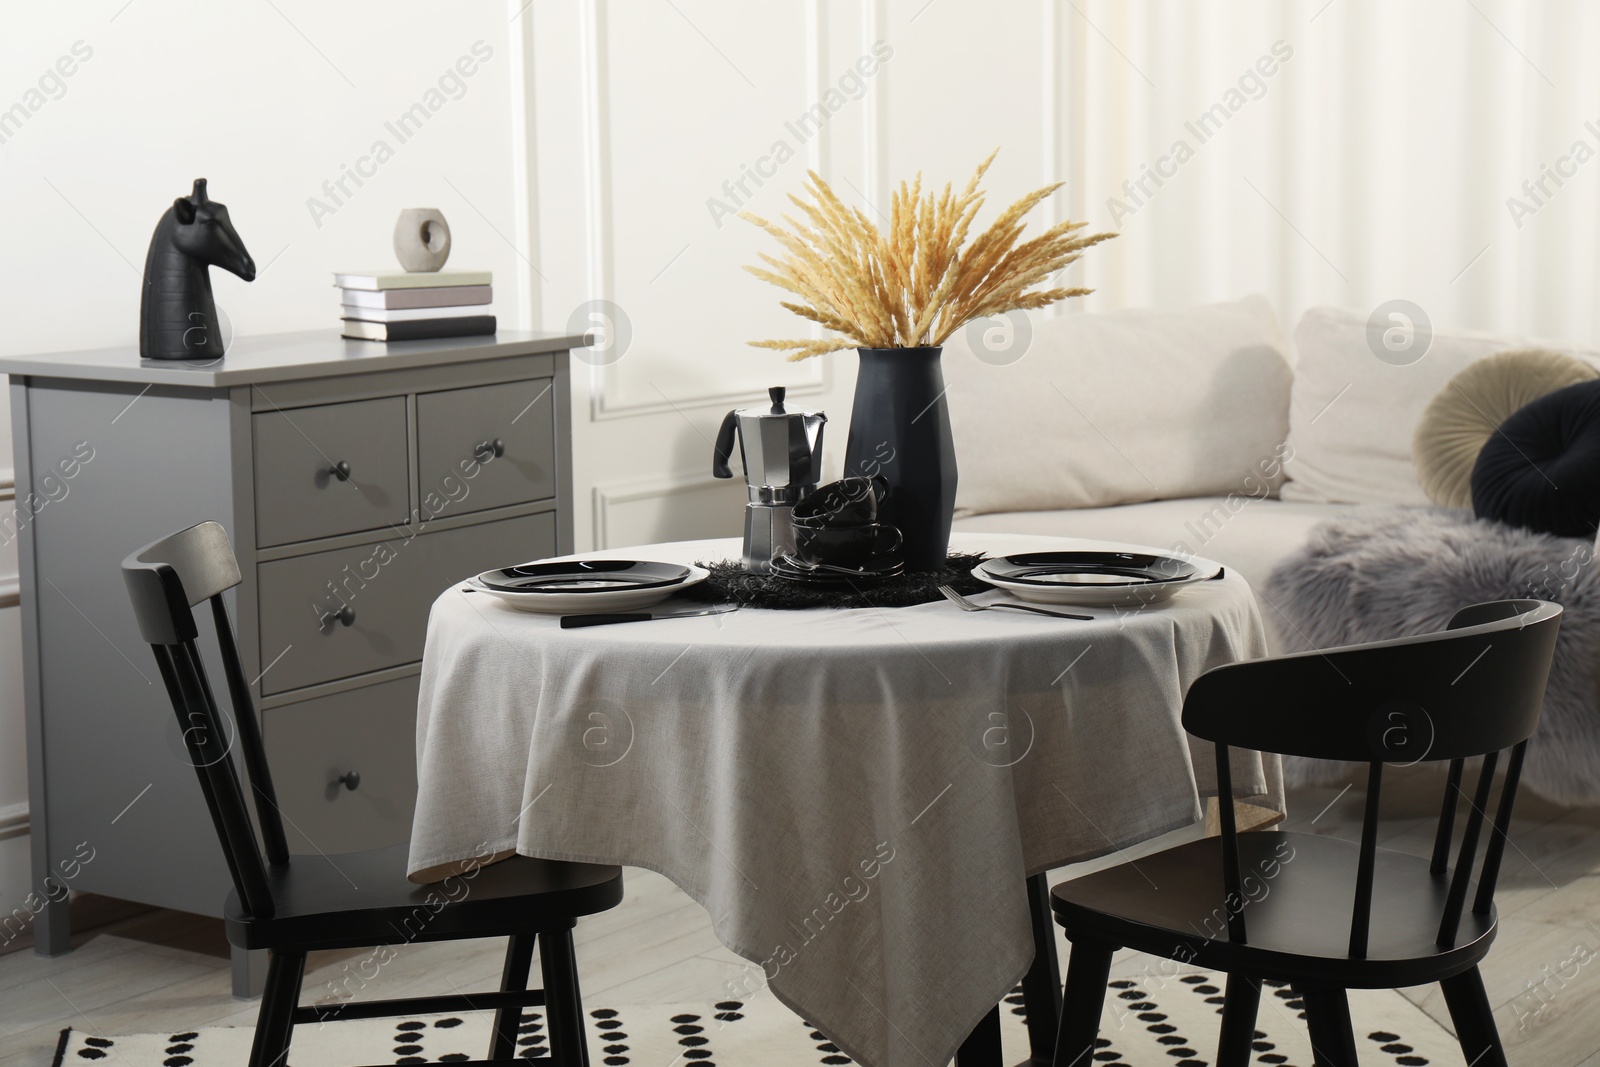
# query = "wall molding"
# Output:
<box><xmin>507</xmin><ymin>0</ymin><xmax>542</xmax><ymax>333</ymax></box>
<box><xmin>862</xmin><ymin>0</ymin><xmax>886</xmax><ymax>209</ymax></box>
<box><xmin>0</xmin><ymin>467</ymin><xmax>18</xmax><ymax>606</ymax></box>
<box><xmin>0</xmin><ymin>802</ymin><xmax>26</xmax><ymax>842</ymax></box>
<box><xmin>578</xmin><ymin>0</ymin><xmax>831</xmax><ymax>422</ymax></box>
<box><xmin>577</xmin><ymin>0</ymin><xmax>616</xmax><ymax>420</ymax></box>
<box><xmin>591</xmin><ymin>471</ymin><xmax>736</xmax><ymax>550</ymax></box>
<box><xmin>589</xmin><ymin>367</ymin><xmax>833</xmax><ymax>423</ymax></box>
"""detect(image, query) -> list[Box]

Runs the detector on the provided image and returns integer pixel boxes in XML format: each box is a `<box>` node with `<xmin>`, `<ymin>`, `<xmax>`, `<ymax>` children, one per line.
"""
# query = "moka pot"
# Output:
<box><xmin>711</xmin><ymin>387</ymin><xmax>827</xmax><ymax>573</ymax></box>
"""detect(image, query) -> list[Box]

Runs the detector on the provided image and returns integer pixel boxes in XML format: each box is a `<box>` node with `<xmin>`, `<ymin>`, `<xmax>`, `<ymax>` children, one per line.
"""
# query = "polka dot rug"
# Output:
<box><xmin>53</xmin><ymin>972</ymin><xmax>1461</xmax><ymax>1066</ymax></box>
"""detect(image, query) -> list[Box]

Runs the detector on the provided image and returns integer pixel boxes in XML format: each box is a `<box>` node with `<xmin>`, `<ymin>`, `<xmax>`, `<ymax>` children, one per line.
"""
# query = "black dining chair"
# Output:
<box><xmin>1048</xmin><ymin>598</ymin><xmax>1561</xmax><ymax>1067</ymax></box>
<box><xmin>122</xmin><ymin>521</ymin><xmax>624</xmax><ymax>1067</ymax></box>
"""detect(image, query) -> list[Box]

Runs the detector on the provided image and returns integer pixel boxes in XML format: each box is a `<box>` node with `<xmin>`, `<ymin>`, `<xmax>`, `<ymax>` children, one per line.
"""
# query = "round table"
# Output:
<box><xmin>407</xmin><ymin>532</ymin><xmax>1283</xmax><ymax>1067</ymax></box>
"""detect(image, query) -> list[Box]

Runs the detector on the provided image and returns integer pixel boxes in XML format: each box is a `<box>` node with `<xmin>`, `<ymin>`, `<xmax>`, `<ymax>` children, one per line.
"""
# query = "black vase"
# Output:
<box><xmin>842</xmin><ymin>347</ymin><xmax>957</xmax><ymax>572</ymax></box>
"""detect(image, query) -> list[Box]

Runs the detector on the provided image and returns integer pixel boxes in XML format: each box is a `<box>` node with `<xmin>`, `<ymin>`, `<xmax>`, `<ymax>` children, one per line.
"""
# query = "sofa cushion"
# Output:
<box><xmin>942</xmin><ymin>296</ymin><xmax>1292</xmax><ymax>518</ymax></box>
<box><xmin>954</xmin><ymin>497</ymin><xmax>1358</xmax><ymax>653</ymax></box>
<box><xmin>1282</xmin><ymin>306</ymin><xmax>1600</xmax><ymax>506</ymax></box>
<box><xmin>1411</xmin><ymin>348</ymin><xmax>1598</xmax><ymax>509</ymax></box>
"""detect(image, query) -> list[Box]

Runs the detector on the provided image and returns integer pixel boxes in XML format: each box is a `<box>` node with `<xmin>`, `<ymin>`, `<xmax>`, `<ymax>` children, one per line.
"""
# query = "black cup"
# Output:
<box><xmin>793</xmin><ymin>521</ymin><xmax>903</xmax><ymax>569</ymax></box>
<box><xmin>793</xmin><ymin>476</ymin><xmax>886</xmax><ymax>528</ymax></box>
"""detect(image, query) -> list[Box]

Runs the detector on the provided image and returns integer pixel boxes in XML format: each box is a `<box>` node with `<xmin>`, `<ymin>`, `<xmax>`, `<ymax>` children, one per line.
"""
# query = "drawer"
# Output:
<box><xmin>264</xmin><ymin>675</ymin><xmax>420</xmax><ymax>854</ymax></box>
<box><xmin>254</xmin><ymin>397</ymin><xmax>410</xmax><ymax>548</ymax></box>
<box><xmin>416</xmin><ymin>379</ymin><xmax>556</xmax><ymax>517</ymax></box>
<box><xmin>257</xmin><ymin>511</ymin><xmax>556</xmax><ymax>695</ymax></box>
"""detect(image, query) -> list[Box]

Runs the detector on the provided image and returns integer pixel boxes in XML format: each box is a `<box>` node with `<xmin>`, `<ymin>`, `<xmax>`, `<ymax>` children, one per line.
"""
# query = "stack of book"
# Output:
<box><xmin>337</xmin><ymin>269</ymin><xmax>496</xmax><ymax>342</ymax></box>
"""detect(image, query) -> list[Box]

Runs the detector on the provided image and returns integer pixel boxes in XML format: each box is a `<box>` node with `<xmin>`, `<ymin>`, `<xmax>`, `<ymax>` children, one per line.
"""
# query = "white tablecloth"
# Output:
<box><xmin>408</xmin><ymin>533</ymin><xmax>1282</xmax><ymax>1067</ymax></box>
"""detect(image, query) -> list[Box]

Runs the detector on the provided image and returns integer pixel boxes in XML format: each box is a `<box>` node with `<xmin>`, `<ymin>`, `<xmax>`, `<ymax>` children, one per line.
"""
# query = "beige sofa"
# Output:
<box><xmin>945</xmin><ymin>298</ymin><xmax>1600</xmax><ymax>652</ymax></box>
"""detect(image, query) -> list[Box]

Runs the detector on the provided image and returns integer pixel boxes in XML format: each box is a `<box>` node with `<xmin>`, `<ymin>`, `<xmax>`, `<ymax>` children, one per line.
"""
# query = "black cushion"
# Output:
<box><xmin>1472</xmin><ymin>378</ymin><xmax>1600</xmax><ymax>537</ymax></box>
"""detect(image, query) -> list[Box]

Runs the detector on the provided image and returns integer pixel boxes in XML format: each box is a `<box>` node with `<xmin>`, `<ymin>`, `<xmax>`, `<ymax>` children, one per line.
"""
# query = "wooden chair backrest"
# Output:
<box><xmin>1182</xmin><ymin>599</ymin><xmax>1561</xmax><ymax>954</ymax></box>
<box><xmin>123</xmin><ymin>521</ymin><xmax>288</xmax><ymax>919</ymax></box>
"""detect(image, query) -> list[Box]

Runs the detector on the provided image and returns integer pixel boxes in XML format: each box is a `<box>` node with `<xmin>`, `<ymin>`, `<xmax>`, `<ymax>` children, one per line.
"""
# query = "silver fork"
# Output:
<box><xmin>937</xmin><ymin>585</ymin><xmax>1092</xmax><ymax>621</ymax></box>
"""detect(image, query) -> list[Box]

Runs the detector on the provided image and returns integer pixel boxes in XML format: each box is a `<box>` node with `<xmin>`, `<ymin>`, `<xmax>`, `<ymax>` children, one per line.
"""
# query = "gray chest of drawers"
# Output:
<box><xmin>0</xmin><ymin>330</ymin><xmax>580</xmax><ymax>992</ymax></box>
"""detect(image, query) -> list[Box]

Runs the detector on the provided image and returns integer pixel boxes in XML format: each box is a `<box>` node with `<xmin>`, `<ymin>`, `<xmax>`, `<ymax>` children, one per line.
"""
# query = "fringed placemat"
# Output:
<box><xmin>679</xmin><ymin>553</ymin><xmax>990</xmax><ymax>609</ymax></box>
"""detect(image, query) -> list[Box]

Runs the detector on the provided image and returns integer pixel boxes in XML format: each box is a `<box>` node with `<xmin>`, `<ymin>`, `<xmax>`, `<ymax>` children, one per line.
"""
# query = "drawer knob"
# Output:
<box><xmin>319</xmin><ymin>604</ymin><xmax>356</xmax><ymax>632</ymax></box>
<box><xmin>474</xmin><ymin>438</ymin><xmax>506</xmax><ymax>461</ymax></box>
<box><xmin>327</xmin><ymin>460</ymin><xmax>352</xmax><ymax>482</ymax></box>
<box><xmin>336</xmin><ymin>770</ymin><xmax>361</xmax><ymax>791</ymax></box>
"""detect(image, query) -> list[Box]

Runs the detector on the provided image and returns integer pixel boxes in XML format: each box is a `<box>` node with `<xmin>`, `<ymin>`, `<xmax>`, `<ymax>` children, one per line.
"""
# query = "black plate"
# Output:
<box><xmin>476</xmin><ymin>559</ymin><xmax>693</xmax><ymax>594</ymax></box>
<box><xmin>980</xmin><ymin>551</ymin><xmax>1200</xmax><ymax>587</ymax></box>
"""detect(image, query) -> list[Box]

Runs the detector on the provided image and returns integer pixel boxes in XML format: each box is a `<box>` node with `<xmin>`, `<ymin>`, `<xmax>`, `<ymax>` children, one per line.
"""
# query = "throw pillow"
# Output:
<box><xmin>1281</xmin><ymin>307</ymin><xmax>1600</xmax><ymax>506</ymax></box>
<box><xmin>1412</xmin><ymin>349</ymin><xmax>1598</xmax><ymax>508</ymax></box>
<box><xmin>1472</xmin><ymin>379</ymin><xmax>1600</xmax><ymax>538</ymax></box>
<box><xmin>942</xmin><ymin>295</ymin><xmax>1292</xmax><ymax>517</ymax></box>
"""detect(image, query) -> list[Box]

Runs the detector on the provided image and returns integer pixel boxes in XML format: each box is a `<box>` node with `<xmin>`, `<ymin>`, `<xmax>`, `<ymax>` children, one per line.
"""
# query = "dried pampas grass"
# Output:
<box><xmin>740</xmin><ymin>151</ymin><xmax>1115</xmax><ymax>360</ymax></box>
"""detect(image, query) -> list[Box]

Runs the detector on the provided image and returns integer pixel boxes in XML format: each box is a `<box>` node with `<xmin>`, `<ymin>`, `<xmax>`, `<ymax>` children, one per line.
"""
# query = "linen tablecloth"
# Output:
<box><xmin>409</xmin><ymin>533</ymin><xmax>1282</xmax><ymax>1067</ymax></box>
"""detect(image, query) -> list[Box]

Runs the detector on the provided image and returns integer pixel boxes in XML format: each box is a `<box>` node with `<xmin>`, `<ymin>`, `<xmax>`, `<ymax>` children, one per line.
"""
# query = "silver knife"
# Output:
<box><xmin>559</xmin><ymin>604</ymin><xmax>739</xmax><ymax>628</ymax></box>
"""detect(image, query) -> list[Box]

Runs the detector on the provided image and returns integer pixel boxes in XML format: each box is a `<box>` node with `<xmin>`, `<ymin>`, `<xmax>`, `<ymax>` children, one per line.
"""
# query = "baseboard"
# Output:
<box><xmin>0</xmin><ymin>892</ymin><xmax>165</xmax><ymax>959</ymax></box>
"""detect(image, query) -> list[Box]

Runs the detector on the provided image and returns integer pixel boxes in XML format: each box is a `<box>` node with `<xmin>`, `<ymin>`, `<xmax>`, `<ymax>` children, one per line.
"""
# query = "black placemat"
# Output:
<box><xmin>679</xmin><ymin>553</ymin><xmax>991</xmax><ymax>610</ymax></box>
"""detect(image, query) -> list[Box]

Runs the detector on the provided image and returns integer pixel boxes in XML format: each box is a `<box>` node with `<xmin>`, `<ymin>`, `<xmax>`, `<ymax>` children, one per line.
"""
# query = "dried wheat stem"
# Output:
<box><xmin>743</xmin><ymin>151</ymin><xmax>1114</xmax><ymax>357</ymax></box>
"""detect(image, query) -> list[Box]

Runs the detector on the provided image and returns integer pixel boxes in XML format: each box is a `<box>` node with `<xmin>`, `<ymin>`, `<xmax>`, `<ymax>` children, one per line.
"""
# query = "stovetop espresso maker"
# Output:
<box><xmin>712</xmin><ymin>386</ymin><xmax>827</xmax><ymax>572</ymax></box>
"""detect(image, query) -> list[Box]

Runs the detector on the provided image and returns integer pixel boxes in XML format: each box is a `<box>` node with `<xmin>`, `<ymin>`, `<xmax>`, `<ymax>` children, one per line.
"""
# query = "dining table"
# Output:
<box><xmin>406</xmin><ymin>532</ymin><xmax>1285</xmax><ymax>1067</ymax></box>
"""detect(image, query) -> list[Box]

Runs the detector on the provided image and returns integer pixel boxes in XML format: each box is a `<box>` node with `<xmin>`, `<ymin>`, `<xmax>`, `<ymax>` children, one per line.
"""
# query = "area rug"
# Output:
<box><xmin>1264</xmin><ymin>504</ymin><xmax>1600</xmax><ymax>805</ymax></box>
<box><xmin>54</xmin><ymin>973</ymin><xmax>1460</xmax><ymax>1066</ymax></box>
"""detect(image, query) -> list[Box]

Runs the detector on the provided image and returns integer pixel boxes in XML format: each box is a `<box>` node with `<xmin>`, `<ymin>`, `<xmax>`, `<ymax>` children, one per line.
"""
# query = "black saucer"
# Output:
<box><xmin>769</xmin><ymin>553</ymin><xmax>905</xmax><ymax>588</ymax></box>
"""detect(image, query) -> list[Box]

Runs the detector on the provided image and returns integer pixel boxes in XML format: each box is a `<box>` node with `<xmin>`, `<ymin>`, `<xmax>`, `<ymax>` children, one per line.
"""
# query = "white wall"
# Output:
<box><xmin>526</xmin><ymin>2</ymin><xmax>854</xmax><ymax>550</ymax></box>
<box><xmin>4</xmin><ymin>0</ymin><xmax>1597</xmax><ymax>910</ymax></box>
<box><xmin>525</xmin><ymin>0</ymin><xmax>1076</xmax><ymax>551</ymax></box>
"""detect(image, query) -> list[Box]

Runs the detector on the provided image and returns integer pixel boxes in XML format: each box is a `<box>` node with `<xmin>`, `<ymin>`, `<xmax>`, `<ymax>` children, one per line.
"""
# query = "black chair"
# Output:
<box><xmin>122</xmin><ymin>521</ymin><xmax>624</xmax><ymax>1067</ymax></box>
<box><xmin>1049</xmin><ymin>598</ymin><xmax>1562</xmax><ymax>1067</ymax></box>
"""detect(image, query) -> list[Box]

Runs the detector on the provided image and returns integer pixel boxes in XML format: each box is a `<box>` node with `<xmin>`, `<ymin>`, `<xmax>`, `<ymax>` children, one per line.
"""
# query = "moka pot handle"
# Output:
<box><xmin>712</xmin><ymin>409</ymin><xmax>740</xmax><ymax>479</ymax></box>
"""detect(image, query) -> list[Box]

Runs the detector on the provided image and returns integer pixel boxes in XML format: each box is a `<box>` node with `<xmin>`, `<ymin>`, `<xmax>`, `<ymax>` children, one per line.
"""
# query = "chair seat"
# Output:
<box><xmin>1051</xmin><ymin>831</ymin><xmax>1496</xmax><ymax>989</ymax></box>
<box><xmin>224</xmin><ymin>845</ymin><xmax>624</xmax><ymax>952</ymax></box>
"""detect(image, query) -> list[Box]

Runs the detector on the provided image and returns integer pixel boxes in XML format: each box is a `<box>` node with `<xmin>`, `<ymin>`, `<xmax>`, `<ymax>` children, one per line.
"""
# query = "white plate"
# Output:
<box><xmin>971</xmin><ymin>558</ymin><xmax>1214</xmax><ymax>607</ymax></box>
<box><xmin>466</xmin><ymin>565</ymin><xmax>710</xmax><ymax>614</ymax></box>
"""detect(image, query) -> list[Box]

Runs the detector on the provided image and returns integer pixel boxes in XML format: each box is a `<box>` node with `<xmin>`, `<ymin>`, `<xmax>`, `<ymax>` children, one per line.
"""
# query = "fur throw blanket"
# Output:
<box><xmin>1264</xmin><ymin>505</ymin><xmax>1600</xmax><ymax>805</ymax></box>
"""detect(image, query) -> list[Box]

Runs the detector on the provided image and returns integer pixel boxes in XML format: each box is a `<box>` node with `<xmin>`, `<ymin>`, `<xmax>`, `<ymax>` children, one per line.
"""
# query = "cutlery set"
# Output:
<box><xmin>936</xmin><ymin>585</ymin><xmax>1092</xmax><ymax>621</ymax></box>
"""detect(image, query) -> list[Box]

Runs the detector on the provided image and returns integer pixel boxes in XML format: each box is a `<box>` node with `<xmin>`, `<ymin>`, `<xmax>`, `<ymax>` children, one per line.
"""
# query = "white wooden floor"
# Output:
<box><xmin>3</xmin><ymin>768</ymin><xmax>1599</xmax><ymax>1066</ymax></box>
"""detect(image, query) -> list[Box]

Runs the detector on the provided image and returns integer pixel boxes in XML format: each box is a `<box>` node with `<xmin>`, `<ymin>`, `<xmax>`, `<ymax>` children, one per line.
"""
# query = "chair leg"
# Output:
<box><xmin>488</xmin><ymin>933</ymin><xmax>537</xmax><ymax>1059</ymax></box>
<box><xmin>1021</xmin><ymin>874</ymin><xmax>1064</xmax><ymax>1064</ymax></box>
<box><xmin>247</xmin><ymin>950</ymin><xmax>305</xmax><ymax>1067</ymax></box>
<box><xmin>1297</xmin><ymin>986</ymin><xmax>1359</xmax><ymax>1067</ymax></box>
<box><xmin>1052</xmin><ymin>938</ymin><xmax>1115</xmax><ymax>1067</ymax></box>
<box><xmin>1441</xmin><ymin>967</ymin><xmax>1508</xmax><ymax>1067</ymax></box>
<box><xmin>540</xmin><ymin>925</ymin><xmax>591</xmax><ymax>1067</ymax></box>
<box><xmin>1216</xmin><ymin>974</ymin><xmax>1261</xmax><ymax>1067</ymax></box>
<box><xmin>955</xmin><ymin>1004</ymin><xmax>1003</xmax><ymax>1067</ymax></box>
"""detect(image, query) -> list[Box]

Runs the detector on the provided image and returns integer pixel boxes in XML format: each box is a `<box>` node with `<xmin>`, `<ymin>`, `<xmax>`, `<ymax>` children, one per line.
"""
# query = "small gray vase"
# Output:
<box><xmin>394</xmin><ymin>208</ymin><xmax>451</xmax><ymax>272</ymax></box>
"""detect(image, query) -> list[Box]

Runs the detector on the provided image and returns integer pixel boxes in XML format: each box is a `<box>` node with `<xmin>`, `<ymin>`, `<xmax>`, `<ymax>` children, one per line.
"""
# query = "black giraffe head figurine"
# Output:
<box><xmin>139</xmin><ymin>178</ymin><xmax>256</xmax><ymax>360</ymax></box>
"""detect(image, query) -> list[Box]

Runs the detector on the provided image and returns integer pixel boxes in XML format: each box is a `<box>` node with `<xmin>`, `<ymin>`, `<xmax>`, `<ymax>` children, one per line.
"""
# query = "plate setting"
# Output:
<box><xmin>467</xmin><ymin>559</ymin><xmax>709</xmax><ymax>614</ymax></box>
<box><xmin>973</xmin><ymin>551</ymin><xmax>1216</xmax><ymax>607</ymax></box>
